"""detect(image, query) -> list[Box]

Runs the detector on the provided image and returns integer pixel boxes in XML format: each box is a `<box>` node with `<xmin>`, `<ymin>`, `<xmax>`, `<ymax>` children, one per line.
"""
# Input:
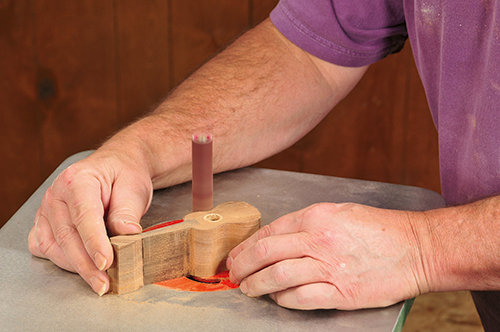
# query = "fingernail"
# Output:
<box><xmin>123</xmin><ymin>221</ymin><xmax>142</xmax><ymax>233</ymax></box>
<box><xmin>90</xmin><ymin>276</ymin><xmax>107</xmax><ymax>297</ymax></box>
<box><xmin>94</xmin><ymin>252</ymin><xmax>107</xmax><ymax>271</ymax></box>
<box><xmin>229</xmin><ymin>270</ymin><xmax>238</xmax><ymax>284</ymax></box>
<box><xmin>240</xmin><ymin>280</ymin><xmax>248</xmax><ymax>295</ymax></box>
<box><xmin>226</xmin><ymin>256</ymin><xmax>233</xmax><ymax>270</ymax></box>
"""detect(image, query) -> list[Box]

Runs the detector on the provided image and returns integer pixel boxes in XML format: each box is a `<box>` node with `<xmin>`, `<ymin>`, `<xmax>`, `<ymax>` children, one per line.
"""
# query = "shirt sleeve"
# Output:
<box><xmin>270</xmin><ymin>0</ymin><xmax>408</xmax><ymax>67</ymax></box>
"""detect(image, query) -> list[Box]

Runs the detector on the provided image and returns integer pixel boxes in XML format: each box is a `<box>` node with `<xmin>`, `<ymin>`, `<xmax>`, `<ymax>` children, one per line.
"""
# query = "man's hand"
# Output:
<box><xmin>26</xmin><ymin>18</ymin><xmax>370</xmax><ymax>297</ymax></box>
<box><xmin>28</xmin><ymin>149</ymin><xmax>153</xmax><ymax>295</ymax></box>
<box><xmin>227</xmin><ymin>202</ymin><xmax>431</xmax><ymax>310</ymax></box>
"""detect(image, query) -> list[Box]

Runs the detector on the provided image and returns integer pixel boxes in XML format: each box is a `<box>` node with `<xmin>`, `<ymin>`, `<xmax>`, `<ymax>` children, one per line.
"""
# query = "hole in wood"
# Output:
<box><xmin>204</xmin><ymin>213</ymin><xmax>222</xmax><ymax>222</ymax></box>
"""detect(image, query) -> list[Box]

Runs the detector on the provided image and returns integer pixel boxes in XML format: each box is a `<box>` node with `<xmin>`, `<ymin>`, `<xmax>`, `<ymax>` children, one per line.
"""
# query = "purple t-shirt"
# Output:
<box><xmin>271</xmin><ymin>0</ymin><xmax>500</xmax><ymax>206</ymax></box>
<box><xmin>271</xmin><ymin>0</ymin><xmax>500</xmax><ymax>329</ymax></box>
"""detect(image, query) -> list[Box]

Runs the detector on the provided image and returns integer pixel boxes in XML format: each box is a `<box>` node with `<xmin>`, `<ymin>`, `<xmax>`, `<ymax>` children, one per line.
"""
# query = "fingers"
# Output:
<box><xmin>235</xmin><ymin>253</ymin><xmax>350</xmax><ymax>310</ymax></box>
<box><xmin>44</xmin><ymin>185</ymin><xmax>110</xmax><ymax>295</ymax></box>
<box><xmin>239</xmin><ymin>256</ymin><xmax>326</xmax><ymax>297</ymax></box>
<box><xmin>225</xmin><ymin>204</ymin><xmax>353</xmax><ymax>310</ymax></box>
<box><xmin>270</xmin><ymin>283</ymin><xmax>345</xmax><ymax>310</ymax></box>
<box><xmin>29</xmin><ymin>208</ymin><xmax>76</xmax><ymax>272</ymax></box>
<box><xmin>229</xmin><ymin>230</ymin><xmax>313</xmax><ymax>284</ymax></box>
<box><xmin>226</xmin><ymin>202</ymin><xmax>421</xmax><ymax>310</ymax></box>
<box><xmin>105</xmin><ymin>174</ymin><xmax>152</xmax><ymax>236</ymax></box>
<box><xmin>29</xmin><ymin>191</ymin><xmax>110</xmax><ymax>296</ymax></box>
<box><xmin>51</xmin><ymin>174</ymin><xmax>112</xmax><ymax>272</ymax></box>
<box><xmin>238</xmin><ymin>256</ymin><xmax>353</xmax><ymax>310</ymax></box>
<box><xmin>228</xmin><ymin>210</ymin><xmax>305</xmax><ymax>269</ymax></box>
<box><xmin>29</xmin><ymin>164</ymin><xmax>113</xmax><ymax>296</ymax></box>
<box><xmin>27</xmin><ymin>154</ymin><xmax>154</xmax><ymax>297</ymax></box>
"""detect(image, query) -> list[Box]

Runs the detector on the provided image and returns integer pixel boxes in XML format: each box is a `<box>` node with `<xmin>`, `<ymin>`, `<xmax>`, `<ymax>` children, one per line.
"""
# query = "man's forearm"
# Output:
<box><xmin>415</xmin><ymin>196</ymin><xmax>500</xmax><ymax>293</ymax></box>
<box><xmin>100</xmin><ymin>19</ymin><xmax>368</xmax><ymax>190</ymax></box>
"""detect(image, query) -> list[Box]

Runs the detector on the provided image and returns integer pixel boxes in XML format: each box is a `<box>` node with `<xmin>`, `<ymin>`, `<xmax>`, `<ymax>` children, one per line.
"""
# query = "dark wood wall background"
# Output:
<box><xmin>0</xmin><ymin>0</ymin><xmax>439</xmax><ymax>229</ymax></box>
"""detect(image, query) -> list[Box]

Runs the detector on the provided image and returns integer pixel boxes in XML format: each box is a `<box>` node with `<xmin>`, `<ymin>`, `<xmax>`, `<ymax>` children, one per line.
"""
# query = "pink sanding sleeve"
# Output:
<box><xmin>192</xmin><ymin>133</ymin><xmax>213</xmax><ymax>212</ymax></box>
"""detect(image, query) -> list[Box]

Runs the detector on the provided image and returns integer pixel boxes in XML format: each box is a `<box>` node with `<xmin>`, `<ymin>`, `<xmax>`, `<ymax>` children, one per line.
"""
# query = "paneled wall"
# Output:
<box><xmin>0</xmin><ymin>0</ymin><xmax>439</xmax><ymax>228</ymax></box>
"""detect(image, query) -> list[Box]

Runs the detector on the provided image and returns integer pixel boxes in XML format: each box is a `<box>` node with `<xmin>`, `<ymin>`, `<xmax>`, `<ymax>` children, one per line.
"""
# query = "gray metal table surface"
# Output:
<box><xmin>0</xmin><ymin>151</ymin><xmax>446</xmax><ymax>332</ymax></box>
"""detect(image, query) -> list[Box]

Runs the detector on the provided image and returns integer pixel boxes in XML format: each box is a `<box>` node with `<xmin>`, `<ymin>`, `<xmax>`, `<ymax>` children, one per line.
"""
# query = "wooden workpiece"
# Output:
<box><xmin>107</xmin><ymin>201</ymin><xmax>261</xmax><ymax>294</ymax></box>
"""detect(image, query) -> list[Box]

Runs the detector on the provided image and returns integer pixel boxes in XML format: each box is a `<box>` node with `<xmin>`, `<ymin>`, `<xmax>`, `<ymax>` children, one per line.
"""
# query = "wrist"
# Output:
<box><xmin>98</xmin><ymin>115</ymin><xmax>192</xmax><ymax>189</ymax></box>
<box><xmin>412</xmin><ymin>199</ymin><xmax>500</xmax><ymax>293</ymax></box>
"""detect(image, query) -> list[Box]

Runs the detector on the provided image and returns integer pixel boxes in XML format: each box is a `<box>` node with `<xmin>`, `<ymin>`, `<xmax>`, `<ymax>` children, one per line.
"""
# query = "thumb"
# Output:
<box><xmin>106</xmin><ymin>174</ymin><xmax>153</xmax><ymax>236</ymax></box>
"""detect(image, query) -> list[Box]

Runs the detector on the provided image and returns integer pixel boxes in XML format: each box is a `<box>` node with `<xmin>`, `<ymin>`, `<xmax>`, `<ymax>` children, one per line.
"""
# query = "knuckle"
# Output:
<box><xmin>41</xmin><ymin>183</ymin><xmax>65</xmax><ymax>212</ymax></box>
<box><xmin>338</xmin><ymin>202</ymin><xmax>362</xmax><ymax>215</ymax></box>
<box><xmin>71</xmin><ymin>259</ymin><xmax>88</xmax><ymax>276</ymax></box>
<box><xmin>72</xmin><ymin>202</ymin><xmax>103</xmax><ymax>229</ymax></box>
<box><xmin>53</xmin><ymin>167</ymin><xmax>78</xmax><ymax>192</ymax></box>
<box><xmin>54</xmin><ymin>163</ymin><xmax>102</xmax><ymax>197</ymax></box>
<box><xmin>294</xmin><ymin>287</ymin><xmax>317</xmax><ymax>307</ymax></box>
<box><xmin>270</xmin><ymin>263</ymin><xmax>289</xmax><ymax>285</ymax></box>
<box><xmin>54</xmin><ymin>225</ymin><xmax>78</xmax><ymax>249</ymax></box>
<box><xmin>41</xmin><ymin>186</ymin><xmax>55</xmax><ymax>207</ymax></box>
<box><xmin>30</xmin><ymin>213</ymin><xmax>53</xmax><ymax>257</ymax></box>
<box><xmin>72</xmin><ymin>206</ymin><xmax>91</xmax><ymax>228</ymax></box>
<box><xmin>258</xmin><ymin>224</ymin><xmax>273</xmax><ymax>240</ymax></box>
<box><xmin>302</xmin><ymin>202</ymin><xmax>332</xmax><ymax>220</ymax></box>
<box><xmin>81</xmin><ymin>231</ymin><xmax>99</xmax><ymax>253</ymax></box>
<box><xmin>316</xmin><ymin>260</ymin><xmax>335</xmax><ymax>282</ymax></box>
<box><xmin>57</xmin><ymin>163</ymin><xmax>83</xmax><ymax>185</ymax></box>
<box><xmin>108</xmin><ymin>207</ymin><xmax>139</xmax><ymax>224</ymax></box>
<box><xmin>254</xmin><ymin>238</ymin><xmax>270</xmax><ymax>261</ymax></box>
<box><xmin>309</xmin><ymin>230</ymin><xmax>335</xmax><ymax>250</ymax></box>
<box><xmin>35</xmin><ymin>237</ymin><xmax>57</xmax><ymax>257</ymax></box>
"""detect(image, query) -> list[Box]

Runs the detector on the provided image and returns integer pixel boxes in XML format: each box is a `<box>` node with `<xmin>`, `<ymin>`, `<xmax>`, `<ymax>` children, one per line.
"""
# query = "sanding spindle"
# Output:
<box><xmin>192</xmin><ymin>133</ymin><xmax>213</xmax><ymax>212</ymax></box>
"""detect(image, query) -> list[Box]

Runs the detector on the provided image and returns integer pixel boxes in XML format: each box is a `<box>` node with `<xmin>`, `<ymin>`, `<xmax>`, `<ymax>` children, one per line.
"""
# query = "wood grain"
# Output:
<box><xmin>33</xmin><ymin>1</ymin><xmax>118</xmax><ymax>174</ymax></box>
<box><xmin>253</xmin><ymin>0</ymin><xmax>279</xmax><ymax>25</ymax></box>
<box><xmin>107</xmin><ymin>234</ymin><xmax>144</xmax><ymax>295</ymax></box>
<box><xmin>108</xmin><ymin>201</ymin><xmax>261</xmax><ymax>295</ymax></box>
<box><xmin>114</xmin><ymin>0</ymin><xmax>170</xmax><ymax>127</ymax></box>
<box><xmin>0</xmin><ymin>1</ymin><xmax>41</xmax><ymax>227</ymax></box>
<box><xmin>170</xmin><ymin>0</ymin><xmax>250</xmax><ymax>86</ymax></box>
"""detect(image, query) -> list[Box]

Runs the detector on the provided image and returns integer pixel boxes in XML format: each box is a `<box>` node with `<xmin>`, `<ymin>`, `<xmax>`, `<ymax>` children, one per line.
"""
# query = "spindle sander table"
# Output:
<box><xmin>0</xmin><ymin>151</ymin><xmax>445</xmax><ymax>332</ymax></box>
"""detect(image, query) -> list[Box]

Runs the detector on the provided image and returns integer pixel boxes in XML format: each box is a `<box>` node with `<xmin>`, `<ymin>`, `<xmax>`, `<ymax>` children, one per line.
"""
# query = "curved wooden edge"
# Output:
<box><xmin>107</xmin><ymin>201</ymin><xmax>261</xmax><ymax>295</ymax></box>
